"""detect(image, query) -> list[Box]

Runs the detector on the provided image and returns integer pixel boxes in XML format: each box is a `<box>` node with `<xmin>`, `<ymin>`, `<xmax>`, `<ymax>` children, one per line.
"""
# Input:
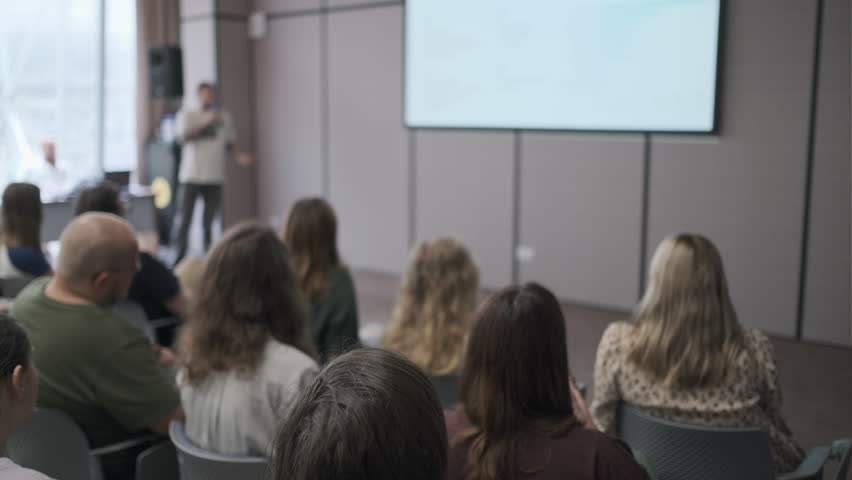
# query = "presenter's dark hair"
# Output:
<box><xmin>456</xmin><ymin>283</ymin><xmax>578</xmax><ymax>480</ymax></box>
<box><xmin>73</xmin><ymin>182</ymin><xmax>124</xmax><ymax>217</ymax></box>
<box><xmin>270</xmin><ymin>348</ymin><xmax>448</xmax><ymax>480</ymax></box>
<box><xmin>1</xmin><ymin>183</ymin><xmax>43</xmax><ymax>249</ymax></box>
<box><xmin>197</xmin><ymin>82</ymin><xmax>215</xmax><ymax>92</ymax></box>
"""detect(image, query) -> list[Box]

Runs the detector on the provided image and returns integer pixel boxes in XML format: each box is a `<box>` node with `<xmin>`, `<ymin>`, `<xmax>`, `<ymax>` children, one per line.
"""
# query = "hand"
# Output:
<box><xmin>202</xmin><ymin>111</ymin><xmax>222</xmax><ymax>126</ymax></box>
<box><xmin>237</xmin><ymin>152</ymin><xmax>255</xmax><ymax>167</ymax></box>
<box><xmin>570</xmin><ymin>376</ymin><xmax>596</xmax><ymax>430</ymax></box>
<box><xmin>153</xmin><ymin>345</ymin><xmax>177</xmax><ymax>367</ymax></box>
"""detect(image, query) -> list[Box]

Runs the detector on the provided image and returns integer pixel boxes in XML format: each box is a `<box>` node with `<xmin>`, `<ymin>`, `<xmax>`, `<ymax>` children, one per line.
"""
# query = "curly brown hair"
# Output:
<box><xmin>382</xmin><ymin>237</ymin><xmax>479</xmax><ymax>376</ymax></box>
<box><xmin>180</xmin><ymin>222</ymin><xmax>316</xmax><ymax>383</ymax></box>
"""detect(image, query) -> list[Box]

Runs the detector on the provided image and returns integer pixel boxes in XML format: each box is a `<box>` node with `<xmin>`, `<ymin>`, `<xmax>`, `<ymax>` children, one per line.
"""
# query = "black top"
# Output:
<box><xmin>128</xmin><ymin>252</ymin><xmax>181</xmax><ymax>321</ymax></box>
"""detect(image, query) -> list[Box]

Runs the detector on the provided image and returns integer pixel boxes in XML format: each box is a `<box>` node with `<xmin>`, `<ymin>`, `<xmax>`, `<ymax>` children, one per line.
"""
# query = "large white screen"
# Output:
<box><xmin>405</xmin><ymin>0</ymin><xmax>720</xmax><ymax>132</ymax></box>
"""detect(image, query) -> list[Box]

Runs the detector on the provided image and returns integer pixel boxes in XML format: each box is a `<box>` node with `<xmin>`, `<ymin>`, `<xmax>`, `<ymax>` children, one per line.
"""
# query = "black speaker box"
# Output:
<box><xmin>148</xmin><ymin>46</ymin><xmax>184</xmax><ymax>98</ymax></box>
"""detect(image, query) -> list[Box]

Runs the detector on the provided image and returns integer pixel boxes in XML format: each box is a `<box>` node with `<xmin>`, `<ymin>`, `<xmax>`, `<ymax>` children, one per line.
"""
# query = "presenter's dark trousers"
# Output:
<box><xmin>174</xmin><ymin>182</ymin><xmax>221</xmax><ymax>265</ymax></box>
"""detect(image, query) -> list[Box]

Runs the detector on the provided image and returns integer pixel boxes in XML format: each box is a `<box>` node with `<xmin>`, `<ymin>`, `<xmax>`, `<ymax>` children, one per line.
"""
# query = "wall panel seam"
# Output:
<box><xmin>796</xmin><ymin>0</ymin><xmax>824</xmax><ymax>340</ymax></box>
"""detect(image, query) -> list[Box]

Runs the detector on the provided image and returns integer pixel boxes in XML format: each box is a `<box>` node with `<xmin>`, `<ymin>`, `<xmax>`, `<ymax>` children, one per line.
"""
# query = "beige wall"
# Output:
<box><xmin>199</xmin><ymin>0</ymin><xmax>849</xmax><ymax>345</ymax></box>
<box><xmin>179</xmin><ymin>0</ymin><xmax>257</xmax><ymax>229</ymax></box>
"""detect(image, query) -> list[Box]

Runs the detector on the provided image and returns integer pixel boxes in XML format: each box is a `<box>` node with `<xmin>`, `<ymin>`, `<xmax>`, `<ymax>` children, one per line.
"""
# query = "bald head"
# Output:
<box><xmin>57</xmin><ymin>213</ymin><xmax>137</xmax><ymax>283</ymax></box>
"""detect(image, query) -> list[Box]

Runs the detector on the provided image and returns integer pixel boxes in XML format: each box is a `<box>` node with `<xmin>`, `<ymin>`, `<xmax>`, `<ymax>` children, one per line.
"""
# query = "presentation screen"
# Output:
<box><xmin>405</xmin><ymin>0</ymin><xmax>721</xmax><ymax>132</ymax></box>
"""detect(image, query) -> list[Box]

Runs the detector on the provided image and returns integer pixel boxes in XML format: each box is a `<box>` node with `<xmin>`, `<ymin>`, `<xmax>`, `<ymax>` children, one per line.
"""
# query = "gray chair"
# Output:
<box><xmin>617</xmin><ymin>403</ymin><xmax>849</xmax><ymax>480</ymax></box>
<box><xmin>169</xmin><ymin>421</ymin><xmax>268</xmax><ymax>480</ymax></box>
<box><xmin>112</xmin><ymin>300</ymin><xmax>181</xmax><ymax>345</ymax></box>
<box><xmin>7</xmin><ymin>408</ymin><xmax>165</xmax><ymax>480</ymax></box>
<box><xmin>430</xmin><ymin>374</ymin><xmax>459</xmax><ymax>408</ymax></box>
<box><xmin>112</xmin><ymin>300</ymin><xmax>157</xmax><ymax>343</ymax></box>
<box><xmin>0</xmin><ymin>275</ymin><xmax>35</xmax><ymax>298</ymax></box>
<box><xmin>137</xmin><ymin>441</ymin><xmax>180</xmax><ymax>480</ymax></box>
<box><xmin>7</xmin><ymin>408</ymin><xmax>92</xmax><ymax>480</ymax></box>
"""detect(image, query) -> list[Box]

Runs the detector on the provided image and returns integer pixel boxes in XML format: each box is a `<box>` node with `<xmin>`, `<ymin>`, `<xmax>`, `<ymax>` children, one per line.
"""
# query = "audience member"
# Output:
<box><xmin>174</xmin><ymin>256</ymin><xmax>205</xmax><ymax>297</ymax></box>
<box><xmin>282</xmin><ymin>197</ymin><xmax>359</xmax><ymax>360</ymax></box>
<box><xmin>177</xmin><ymin>222</ymin><xmax>318</xmax><ymax>456</ymax></box>
<box><xmin>447</xmin><ymin>283</ymin><xmax>648</xmax><ymax>480</ymax></box>
<box><xmin>73</xmin><ymin>183</ymin><xmax>190</xmax><ymax>325</ymax></box>
<box><xmin>0</xmin><ymin>314</ymin><xmax>52</xmax><ymax>480</ymax></box>
<box><xmin>270</xmin><ymin>348</ymin><xmax>447</xmax><ymax>480</ymax></box>
<box><xmin>382</xmin><ymin>237</ymin><xmax>478</xmax><ymax>406</ymax></box>
<box><xmin>591</xmin><ymin>233</ymin><xmax>804</xmax><ymax>473</ymax></box>
<box><xmin>0</xmin><ymin>183</ymin><xmax>52</xmax><ymax>280</ymax></box>
<box><xmin>11</xmin><ymin>213</ymin><xmax>183</xmax><ymax>480</ymax></box>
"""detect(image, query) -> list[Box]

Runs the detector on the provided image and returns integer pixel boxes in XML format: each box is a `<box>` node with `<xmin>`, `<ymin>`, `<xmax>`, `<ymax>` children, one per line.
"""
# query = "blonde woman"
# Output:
<box><xmin>382</xmin><ymin>237</ymin><xmax>479</xmax><ymax>406</ymax></box>
<box><xmin>591</xmin><ymin>233</ymin><xmax>804</xmax><ymax>474</ymax></box>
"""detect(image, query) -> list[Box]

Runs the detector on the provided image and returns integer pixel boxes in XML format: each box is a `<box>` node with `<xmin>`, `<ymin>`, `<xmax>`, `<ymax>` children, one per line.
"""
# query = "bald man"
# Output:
<box><xmin>12</xmin><ymin>213</ymin><xmax>184</xmax><ymax>480</ymax></box>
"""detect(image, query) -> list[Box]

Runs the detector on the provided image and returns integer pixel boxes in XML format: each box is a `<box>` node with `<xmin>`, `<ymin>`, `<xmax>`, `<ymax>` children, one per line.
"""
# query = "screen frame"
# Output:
<box><xmin>402</xmin><ymin>0</ymin><xmax>725</xmax><ymax>135</ymax></box>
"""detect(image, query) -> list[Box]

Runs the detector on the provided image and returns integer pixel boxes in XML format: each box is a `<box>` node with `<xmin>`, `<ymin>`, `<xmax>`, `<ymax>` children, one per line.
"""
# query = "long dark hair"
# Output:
<box><xmin>1</xmin><ymin>183</ymin><xmax>43</xmax><ymax>249</ymax></box>
<box><xmin>180</xmin><ymin>222</ymin><xmax>316</xmax><ymax>383</ymax></box>
<box><xmin>270</xmin><ymin>348</ymin><xmax>448</xmax><ymax>480</ymax></box>
<box><xmin>0</xmin><ymin>313</ymin><xmax>31</xmax><ymax>379</ymax></box>
<box><xmin>282</xmin><ymin>198</ymin><xmax>341</xmax><ymax>301</ymax></box>
<box><xmin>456</xmin><ymin>283</ymin><xmax>577</xmax><ymax>480</ymax></box>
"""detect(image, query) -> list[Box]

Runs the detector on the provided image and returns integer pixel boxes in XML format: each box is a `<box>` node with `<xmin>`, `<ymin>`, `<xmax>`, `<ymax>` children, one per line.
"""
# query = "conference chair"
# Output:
<box><xmin>169</xmin><ymin>421</ymin><xmax>268</xmax><ymax>480</ymax></box>
<box><xmin>112</xmin><ymin>300</ymin><xmax>180</xmax><ymax>345</ymax></box>
<box><xmin>430</xmin><ymin>374</ymin><xmax>459</xmax><ymax>408</ymax></box>
<box><xmin>6</xmin><ymin>408</ymin><xmax>172</xmax><ymax>480</ymax></box>
<box><xmin>0</xmin><ymin>275</ymin><xmax>35</xmax><ymax>298</ymax></box>
<box><xmin>617</xmin><ymin>403</ymin><xmax>850</xmax><ymax>480</ymax></box>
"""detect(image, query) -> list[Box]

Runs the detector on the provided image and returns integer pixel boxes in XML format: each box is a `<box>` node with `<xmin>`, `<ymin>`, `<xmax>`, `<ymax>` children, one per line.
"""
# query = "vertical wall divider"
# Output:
<box><xmin>796</xmin><ymin>0</ymin><xmax>825</xmax><ymax>340</ymax></box>
<box><xmin>408</xmin><ymin>129</ymin><xmax>417</xmax><ymax>248</ymax></box>
<box><xmin>96</xmin><ymin>0</ymin><xmax>106</xmax><ymax>172</ymax></box>
<box><xmin>638</xmin><ymin>132</ymin><xmax>651</xmax><ymax>300</ymax></box>
<box><xmin>511</xmin><ymin>130</ymin><xmax>522</xmax><ymax>285</ymax></box>
<box><xmin>320</xmin><ymin>0</ymin><xmax>331</xmax><ymax>198</ymax></box>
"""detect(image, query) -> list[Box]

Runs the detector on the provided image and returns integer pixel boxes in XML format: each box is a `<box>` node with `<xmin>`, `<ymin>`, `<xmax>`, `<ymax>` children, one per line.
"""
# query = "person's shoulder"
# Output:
<box><xmin>559</xmin><ymin>427</ymin><xmax>639</xmax><ymax>462</ymax></box>
<box><xmin>6</xmin><ymin>247</ymin><xmax>50</xmax><ymax>276</ymax></box>
<box><xmin>264</xmin><ymin>340</ymin><xmax>319</xmax><ymax>373</ymax></box>
<box><xmin>0</xmin><ymin>458</ymin><xmax>54</xmax><ymax>480</ymax></box>
<box><xmin>601</xmin><ymin>321</ymin><xmax>633</xmax><ymax>345</ymax></box>
<box><xmin>742</xmin><ymin>327</ymin><xmax>771</xmax><ymax>347</ymax></box>
<box><xmin>741</xmin><ymin>327</ymin><xmax>775</xmax><ymax>363</ymax></box>
<box><xmin>10</xmin><ymin>277</ymin><xmax>51</xmax><ymax>312</ymax></box>
<box><xmin>329</xmin><ymin>265</ymin><xmax>355</xmax><ymax>289</ymax></box>
<box><xmin>137</xmin><ymin>252</ymin><xmax>178</xmax><ymax>280</ymax></box>
<box><xmin>444</xmin><ymin>408</ymin><xmax>470</xmax><ymax>436</ymax></box>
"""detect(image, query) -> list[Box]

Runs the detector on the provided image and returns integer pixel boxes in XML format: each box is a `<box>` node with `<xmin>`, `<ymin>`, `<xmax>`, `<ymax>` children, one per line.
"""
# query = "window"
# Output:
<box><xmin>0</xmin><ymin>0</ymin><xmax>136</xmax><ymax>199</ymax></box>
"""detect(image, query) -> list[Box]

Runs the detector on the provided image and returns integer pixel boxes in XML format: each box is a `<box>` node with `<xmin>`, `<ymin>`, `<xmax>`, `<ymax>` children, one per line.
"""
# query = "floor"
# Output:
<box><xmin>352</xmin><ymin>269</ymin><xmax>852</xmax><ymax>460</ymax></box>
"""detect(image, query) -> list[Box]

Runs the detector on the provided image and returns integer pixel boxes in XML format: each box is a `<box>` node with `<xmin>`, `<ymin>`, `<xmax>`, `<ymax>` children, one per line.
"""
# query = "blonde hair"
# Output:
<box><xmin>382</xmin><ymin>237</ymin><xmax>479</xmax><ymax>376</ymax></box>
<box><xmin>175</xmin><ymin>256</ymin><xmax>206</xmax><ymax>295</ymax></box>
<box><xmin>628</xmin><ymin>233</ymin><xmax>745</xmax><ymax>390</ymax></box>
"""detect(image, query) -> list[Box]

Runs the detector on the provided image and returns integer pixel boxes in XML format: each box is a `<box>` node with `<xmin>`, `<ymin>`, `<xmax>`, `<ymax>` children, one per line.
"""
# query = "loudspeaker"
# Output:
<box><xmin>148</xmin><ymin>46</ymin><xmax>184</xmax><ymax>98</ymax></box>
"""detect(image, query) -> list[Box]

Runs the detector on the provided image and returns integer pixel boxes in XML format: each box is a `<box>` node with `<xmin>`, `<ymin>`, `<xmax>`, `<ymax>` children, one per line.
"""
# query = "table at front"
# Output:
<box><xmin>42</xmin><ymin>193</ymin><xmax>159</xmax><ymax>243</ymax></box>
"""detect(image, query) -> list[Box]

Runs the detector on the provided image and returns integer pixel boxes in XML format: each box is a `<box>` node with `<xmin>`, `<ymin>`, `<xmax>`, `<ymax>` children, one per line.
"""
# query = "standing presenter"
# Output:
<box><xmin>173</xmin><ymin>82</ymin><xmax>251</xmax><ymax>264</ymax></box>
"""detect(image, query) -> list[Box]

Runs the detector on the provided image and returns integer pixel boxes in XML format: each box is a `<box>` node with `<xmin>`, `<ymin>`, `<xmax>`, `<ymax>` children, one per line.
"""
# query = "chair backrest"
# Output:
<box><xmin>112</xmin><ymin>300</ymin><xmax>156</xmax><ymax>342</ymax></box>
<box><xmin>137</xmin><ymin>441</ymin><xmax>180</xmax><ymax>480</ymax></box>
<box><xmin>832</xmin><ymin>439</ymin><xmax>851</xmax><ymax>480</ymax></box>
<box><xmin>169</xmin><ymin>421</ymin><xmax>268</xmax><ymax>480</ymax></box>
<box><xmin>617</xmin><ymin>403</ymin><xmax>777</xmax><ymax>480</ymax></box>
<box><xmin>7</xmin><ymin>408</ymin><xmax>94</xmax><ymax>480</ymax></box>
<box><xmin>429</xmin><ymin>374</ymin><xmax>459</xmax><ymax>409</ymax></box>
<box><xmin>0</xmin><ymin>275</ymin><xmax>36</xmax><ymax>298</ymax></box>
